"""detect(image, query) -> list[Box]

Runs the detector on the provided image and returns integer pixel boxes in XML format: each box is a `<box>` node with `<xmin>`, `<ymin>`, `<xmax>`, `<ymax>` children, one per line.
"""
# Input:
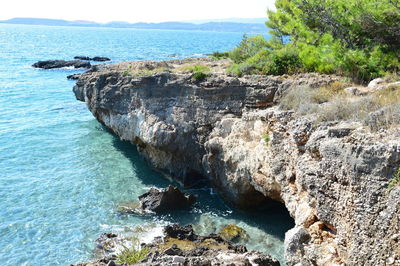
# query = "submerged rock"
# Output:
<box><xmin>33</xmin><ymin>60</ymin><xmax>91</xmax><ymax>69</ymax></box>
<box><xmin>138</xmin><ymin>186</ymin><xmax>196</xmax><ymax>213</ymax></box>
<box><xmin>219</xmin><ymin>224</ymin><xmax>248</xmax><ymax>242</ymax></box>
<box><xmin>116</xmin><ymin>201</ymin><xmax>142</xmax><ymax>214</ymax></box>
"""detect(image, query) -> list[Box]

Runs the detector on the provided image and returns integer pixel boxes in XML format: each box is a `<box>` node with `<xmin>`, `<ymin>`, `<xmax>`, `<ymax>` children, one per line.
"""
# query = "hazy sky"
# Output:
<box><xmin>0</xmin><ymin>0</ymin><xmax>276</xmax><ymax>23</ymax></box>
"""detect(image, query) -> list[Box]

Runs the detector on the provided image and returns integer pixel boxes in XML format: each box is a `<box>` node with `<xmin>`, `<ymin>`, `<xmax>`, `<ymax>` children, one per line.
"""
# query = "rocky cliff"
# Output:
<box><xmin>73</xmin><ymin>58</ymin><xmax>400</xmax><ymax>265</ymax></box>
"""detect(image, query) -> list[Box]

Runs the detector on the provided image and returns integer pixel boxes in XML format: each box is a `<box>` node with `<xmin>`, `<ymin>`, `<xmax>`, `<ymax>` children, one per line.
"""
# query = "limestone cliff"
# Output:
<box><xmin>73</xmin><ymin>58</ymin><xmax>400</xmax><ymax>265</ymax></box>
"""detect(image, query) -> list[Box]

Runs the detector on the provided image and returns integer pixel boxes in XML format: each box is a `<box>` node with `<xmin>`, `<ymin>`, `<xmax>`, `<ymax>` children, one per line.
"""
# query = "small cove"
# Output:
<box><xmin>0</xmin><ymin>23</ymin><xmax>294</xmax><ymax>265</ymax></box>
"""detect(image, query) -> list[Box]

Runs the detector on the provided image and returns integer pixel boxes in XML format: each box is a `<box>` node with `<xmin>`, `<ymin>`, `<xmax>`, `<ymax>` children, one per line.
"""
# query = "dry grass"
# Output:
<box><xmin>280</xmin><ymin>82</ymin><xmax>400</xmax><ymax>131</ymax></box>
<box><xmin>174</xmin><ymin>64</ymin><xmax>211</xmax><ymax>74</ymax></box>
<box><xmin>123</xmin><ymin>66</ymin><xmax>171</xmax><ymax>77</ymax></box>
<box><xmin>158</xmin><ymin>237</ymin><xmax>229</xmax><ymax>252</ymax></box>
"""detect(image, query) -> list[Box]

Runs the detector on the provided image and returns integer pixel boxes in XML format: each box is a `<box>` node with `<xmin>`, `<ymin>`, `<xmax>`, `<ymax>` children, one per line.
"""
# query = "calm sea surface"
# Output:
<box><xmin>0</xmin><ymin>24</ymin><xmax>293</xmax><ymax>265</ymax></box>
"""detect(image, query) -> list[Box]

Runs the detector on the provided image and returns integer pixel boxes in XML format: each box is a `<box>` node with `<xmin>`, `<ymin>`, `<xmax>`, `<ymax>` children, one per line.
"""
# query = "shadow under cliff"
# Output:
<box><xmin>107</xmin><ymin>126</ymin><xmax>294</xmax><ymax>241</ymax></box>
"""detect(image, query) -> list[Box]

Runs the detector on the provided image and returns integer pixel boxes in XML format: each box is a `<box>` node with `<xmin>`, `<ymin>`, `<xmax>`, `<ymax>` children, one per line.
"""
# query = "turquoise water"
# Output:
<box><xmin>0</xmin><ymin>24</ymin><xmax>293</xmax><ymax>265</ymax></box>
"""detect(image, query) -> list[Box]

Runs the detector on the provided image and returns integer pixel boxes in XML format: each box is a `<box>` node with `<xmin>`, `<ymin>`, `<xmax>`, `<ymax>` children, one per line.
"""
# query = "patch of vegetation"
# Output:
<box><xmin>116</xmin><ymin>243</ymin><xmax>149</xmax><ymax>265</ymax></box>
<box><xmin>192</xmin><ymin>71</ymin><xmax>207</xmax><ymax>81</ymax></box>
<box><xmin>211</xmin><ymin>51</ymin><xmax>230</xmax><ymax>60</ymax></box>
<box><xmin>123</xmin><ymin>67</ymin><xmax>170</xmax><ymax>77</ymax></box>
<box><xmin>177</xmin><ymin>64</ymin><xmax>211</xmax><ymax>82</ymax></box>
<box><xmin>226</xmin><ymin>0</ymin><xmax>400</xmax><ymax>82</ymax></box>
<box><xmin>388</xmin><ymin>168</ymin><xmax>400</xmax><ymax>190</ymax></box>
<box><xmin>280</xmin><ymin>82</ymin><xmax>400</xmax><ymax>130</ymax></box>
<box><xmin>262</xmin><ymin>133</ymin><xmax>270</xmax><ymax>145</ymax></box>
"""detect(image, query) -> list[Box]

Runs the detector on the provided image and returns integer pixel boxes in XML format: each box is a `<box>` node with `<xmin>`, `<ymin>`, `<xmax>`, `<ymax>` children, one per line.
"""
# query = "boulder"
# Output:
<box><xmin>343</xmin><ymin>86</ymin><xmax>368</xmax><ymax>96</ymax></box>
<box><xmin>164</xmin><ymin>224</ymin><xmax>197</xmax><ymax>241</ymax></box>
<box><xmin>138</xmin><ymin>186</ymin><xmax>196</xmax><ymax>213</ymax></box>
<box><xmin>218</xmin><ymin>224</ymin><xmax>248</xmax><ymax>242</ymax></box>
<box><xmin>91</xmin><ymin>56</ymin><xmax>111</xmax><ymax>62</ymax></box>
<box><xmin>32</xmin><ymin>60</ymin><xmax>91</xmax><ymax>69</ymax></box>
<box><xmin>368</xmin><ymin>78</ymin><xmax>385</xmax><ymax>90</ymax></box>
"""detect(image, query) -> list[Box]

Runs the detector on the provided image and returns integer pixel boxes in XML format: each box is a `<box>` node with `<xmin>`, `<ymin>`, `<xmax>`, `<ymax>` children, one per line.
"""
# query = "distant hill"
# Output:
<box><xmin>185</xmin><ymin>18</ymin><xmax>267</xmax><ymax>24</ymax></box>
<box><xmin>0</xmin><ymin>17</ymin><xmax>268</xmax><ymax>33</ymax></box>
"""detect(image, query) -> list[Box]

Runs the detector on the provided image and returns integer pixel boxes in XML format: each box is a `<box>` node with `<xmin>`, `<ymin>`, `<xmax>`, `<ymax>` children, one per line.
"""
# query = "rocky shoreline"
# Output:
<box><xmin>72</xmin><ymin>224</ymin><xmax>280</xmax><ymax>266</ymax></box>
<box><xmin>72</xmin><ymin>57</ymin><xmax>400</xmax><ymax>265</ymax></box>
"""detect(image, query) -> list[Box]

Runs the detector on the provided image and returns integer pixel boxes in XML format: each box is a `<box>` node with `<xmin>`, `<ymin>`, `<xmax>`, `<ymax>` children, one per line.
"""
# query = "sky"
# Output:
<box><xmin>0</xmin><ymin>0</ymin><xmax>276</xmax><ymax>23</ymax></box>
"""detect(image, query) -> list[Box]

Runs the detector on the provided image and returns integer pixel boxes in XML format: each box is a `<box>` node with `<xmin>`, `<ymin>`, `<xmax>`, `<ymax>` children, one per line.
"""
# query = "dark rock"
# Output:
<box><xmin>163</xmin><ymin>244</ymin><xmax>183</xmax><ymax>256</ymax></box>
<box><xmin>252</xmin><ymin>253</ymin><xmax>281</xmax><ymax>266</ymax></box>
<box><xmin>74</xmin><ymin>56</ymin><xmax>91</xmax><ymax>60</ymax></box>
<box><xmin>230</xmin><ymin>244</ymin><xmax>248</xmax><ymax>253</ymax></box>
<box><xmin>328</xmin><ymin>127</ymin><xmax>354</xmax><ymax>138</ymax></box>
<box><xmin>67</xmin><ymin>74</ymin><xmax>81</xmax><ymax>80</ymax></box>
<box><xmin>186</xmin><ymin>246</ymin><xmax>209</xmax><ymax>256</ymax></box>
<box><xmin>138</xmin><ymin>186</ymin><xmax>196</xmax><ymax>213</ymax></box>
<box><xmin>33</xmin><ymin>60</ymin><xmax>91</xmax><ymax>69</ymax></box>
<box><xmin>74</xmin><ymin>56</ymin><xmax>111</xmax><ymax>61</ymax></box>
<box><xmin>91</xmin><ymin>56</ymin><xmax>111</xmax><ymax>62</ymax></box>
<box><xmin>164</xmin><ymin>224</ymin><xmax>197</xmax><ymax>241</ymax></box>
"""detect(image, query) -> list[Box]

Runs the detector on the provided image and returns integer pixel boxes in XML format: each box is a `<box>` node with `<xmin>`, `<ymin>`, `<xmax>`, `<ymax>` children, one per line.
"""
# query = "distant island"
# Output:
<box><xmin>0</xmin><ymin>17</ymin><xmax>268</xmax><ymax>33</ymax></box>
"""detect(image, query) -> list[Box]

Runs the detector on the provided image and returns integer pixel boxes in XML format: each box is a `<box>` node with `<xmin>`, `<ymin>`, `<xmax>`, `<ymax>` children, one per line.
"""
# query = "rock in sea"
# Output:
<box><xmin>138</xmin><ymin>185</ymin><xmax>196</xmax><ymax>213</ymax></box>
<box><xmin>32</xmin><ymin>60</ymin><xmax>91</xmax><ymax>69</ymax></box>
<box><xmin>218</xmin><ymin>224</ymin><xmax>248</xmax><ymax>242</ymax></box>
<box><xmin>74</xmin><ymin>56</ymin><xmax>111</xmax><ymax>62</ymax></box>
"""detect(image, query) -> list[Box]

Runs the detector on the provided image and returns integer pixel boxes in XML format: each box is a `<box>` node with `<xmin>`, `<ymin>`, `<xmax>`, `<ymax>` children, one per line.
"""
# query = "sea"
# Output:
<box><xmin>0</xmin><ymin>23</ymin><xmax>293</xmax><ymax>265</ymax></box>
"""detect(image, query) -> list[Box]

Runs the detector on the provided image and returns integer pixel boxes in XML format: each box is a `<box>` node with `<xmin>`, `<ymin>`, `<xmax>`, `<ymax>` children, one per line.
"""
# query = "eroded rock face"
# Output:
<box><xmin>73</xmin><ymin>58</ymin><xmax>400</xmax><ymax>265</ymax></box>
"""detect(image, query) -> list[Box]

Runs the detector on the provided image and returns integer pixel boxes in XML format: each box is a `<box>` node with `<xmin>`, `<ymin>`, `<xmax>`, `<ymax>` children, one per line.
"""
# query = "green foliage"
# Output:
<box><xmin>229</xmin><ymin>35</ymin><xmax>269</xmax><ymax>64</ymax></box>
<box><xmin>227</xmin><ymin>0</ymin><xmax>400</xmax><ymax>81</ymax></box>
<box><xmin>211</xmin><ymin>51</ymin><xmax>230</xmax><ymax>60</ymax></box>
<box><xmin>262</xmin><ymin>134</ymin><xmax>270</xmax><ymax>145</ymax></box>
<box><xmin>192</xmin><ymin>71</ymin><xmax>207</xmax><ymax>81</ymax></box>
<box><xmin>116</xmin><ymin>243</ymin><xmax>149</xmax><ymax>265</ymax></box>
<box><xmin>181</xmin><ymin>64</ymin><xmax>211</xmax><ymax>82</ymax></box>
<box><xmin>263</xmin><ymin>45</ymin><xmax>303</xmax><ymax>75</ymax></box>
<box><xmin>227</xmin><ymin>62</ymin><xmax>256</xmax><ymax>77</ymax></box>
<box><xmin>388</xmin><ymin>168</ymin><xmax>400</xmax><ymax>190</ymax></box>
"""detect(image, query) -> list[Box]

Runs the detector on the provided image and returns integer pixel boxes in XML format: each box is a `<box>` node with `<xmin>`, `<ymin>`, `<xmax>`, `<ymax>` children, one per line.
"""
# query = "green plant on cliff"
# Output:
<box><xmin>262</xmin><ymin>133</ymin><xmax>270</xmax><ymax>145</ymax></box>
<box><xmin>226</xmin><ymin>0</ymin><xmax>400</xmax><ymax>82</ymax></box>
<box><xmin>388</xmin><ymin>168</ymin><xmax>400</xmax><ymax>190</ymax></box>
<box><xmin>116</xmin><ymin>241</ymin><xmax>149</xmax><ymax>265</ymax></box>
<box><xmin>180</xmin><ymin>64</ymin><xmax>211</xmax><ymax>82</ymax></box>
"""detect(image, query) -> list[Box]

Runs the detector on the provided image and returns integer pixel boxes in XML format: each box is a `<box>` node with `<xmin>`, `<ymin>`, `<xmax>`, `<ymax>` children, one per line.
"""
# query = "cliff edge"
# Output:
<box><xmin>73</xmin><ymin>58</ymin><xmax>400</xmax><ymax>265</ymax></box>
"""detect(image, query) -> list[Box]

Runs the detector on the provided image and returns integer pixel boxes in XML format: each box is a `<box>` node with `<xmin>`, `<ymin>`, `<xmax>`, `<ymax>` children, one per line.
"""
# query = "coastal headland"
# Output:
<box><xmin>72</xmin><ymin>57</ymin><xmax>400</xmax><ymax>265</ymax></box>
